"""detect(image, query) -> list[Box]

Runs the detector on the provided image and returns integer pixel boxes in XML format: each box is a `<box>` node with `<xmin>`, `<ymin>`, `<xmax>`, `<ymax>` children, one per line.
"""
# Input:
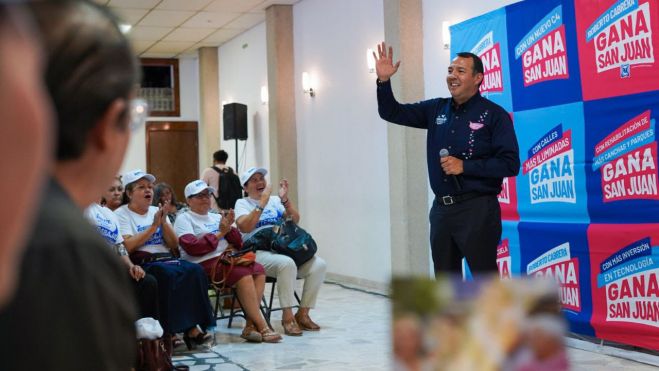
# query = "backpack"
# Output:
<box><xmin>211</xmin><ymin>166</ymin><xmax>243</xmax><ymax>209</ymax></box>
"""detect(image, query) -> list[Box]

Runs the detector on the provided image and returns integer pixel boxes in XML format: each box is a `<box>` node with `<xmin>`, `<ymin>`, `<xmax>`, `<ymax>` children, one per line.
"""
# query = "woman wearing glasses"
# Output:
<box><xmin>115</xmin><ymin>169</ymin><xmax>215</xmax><ymax>350</ymax></box>
<box><xmin>175</xmin><ymin>180</ymin><xmax>281</xmax><ymax>343</ymax></box>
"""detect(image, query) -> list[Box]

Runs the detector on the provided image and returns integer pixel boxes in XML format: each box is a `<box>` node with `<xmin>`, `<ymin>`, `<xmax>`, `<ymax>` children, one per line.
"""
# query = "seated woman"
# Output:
<box><xmin>85</xmin><ymin>194</ymin><xmax>159</xmax><ymax>322</ymax></box>
<box><xmin>235</xmin><ymin>167</ymin><xmax>327</xmax><ymax>336</ymax></box>
<box><xmin>114</xmin><ymin>169</ymin><xmax>215</xmax><ymax>350</ymax></box>
<box><xmin>102</xmin><ymin>176</ymin><xmax>123</xmax><ymax>211</ymax></box>
<box><xmin>153</xmin><ymin>182</ymin><xmax>188</xmax><ymax>223</ymax></box>
<box><xmin>174</xmin><ymin>180</ymin><xmax>281</xmax><ymax>343</ymax></box>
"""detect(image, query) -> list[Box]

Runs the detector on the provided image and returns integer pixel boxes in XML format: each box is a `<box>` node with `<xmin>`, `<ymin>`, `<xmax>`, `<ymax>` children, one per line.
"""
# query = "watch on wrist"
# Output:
<box><xmin>255</xmin><ymin>205</ymin><xmax>264</xmax><ymax>212</ymax></box>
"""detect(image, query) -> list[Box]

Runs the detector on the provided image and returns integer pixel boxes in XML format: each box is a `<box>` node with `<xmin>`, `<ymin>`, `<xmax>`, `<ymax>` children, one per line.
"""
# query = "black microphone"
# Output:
<box><xmin>440</xmin><ymin>148</ymin><xmax>462</xmax><ymax>191</ymax></box>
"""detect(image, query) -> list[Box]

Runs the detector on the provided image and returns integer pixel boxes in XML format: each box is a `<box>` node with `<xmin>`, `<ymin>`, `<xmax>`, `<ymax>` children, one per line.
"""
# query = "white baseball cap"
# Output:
<box><xmin>122</xmin><ymin>169</ymin><xmax>156</xmax><ymax>187</ymax></box>
<box><xmin>240</xmin><ymin>167</ymin><xmax>268</xmax><ymax>186</ymax></box>
<box><xmin>184</xmin><ymin>180</ymin><xmax>216</xmax><ymax>198</ymax></box>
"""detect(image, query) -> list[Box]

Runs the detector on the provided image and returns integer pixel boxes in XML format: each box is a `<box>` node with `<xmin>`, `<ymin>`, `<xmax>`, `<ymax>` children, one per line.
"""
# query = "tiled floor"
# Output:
<box><xmin>171</xmin><ymin>282</ymin><xmax>659</xmax><ymax>371</ymax></box>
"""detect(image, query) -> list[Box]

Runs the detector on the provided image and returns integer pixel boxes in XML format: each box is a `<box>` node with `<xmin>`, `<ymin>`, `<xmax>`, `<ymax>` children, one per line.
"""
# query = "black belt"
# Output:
<box><xmin>437</xmin><ymin>192</ymin><xmax>487</xmax><ymax>206</ymax></box>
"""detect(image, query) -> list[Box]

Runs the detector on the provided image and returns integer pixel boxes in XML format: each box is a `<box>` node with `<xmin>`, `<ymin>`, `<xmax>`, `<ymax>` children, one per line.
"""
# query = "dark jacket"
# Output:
<box><xmin>0</xmin><ymin>179</ymin><xmax>137</xmax><ymax>370</ymax></box>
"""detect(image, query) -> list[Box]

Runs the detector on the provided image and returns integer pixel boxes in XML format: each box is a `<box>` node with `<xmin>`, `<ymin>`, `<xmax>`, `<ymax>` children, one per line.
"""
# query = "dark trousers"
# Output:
<box><xmin>132</xmin><ymin>273</ymin><xmax>160</xmax><ymax>320</ymax></box>
<box><xmin>429</xmin><ymin>194</ymin><xmax>501</xmax><ymax>275</ymax></box>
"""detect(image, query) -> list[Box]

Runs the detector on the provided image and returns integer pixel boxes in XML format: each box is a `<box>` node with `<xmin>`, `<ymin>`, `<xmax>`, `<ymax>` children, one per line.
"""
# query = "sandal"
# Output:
<box><xmin>295</xmin><ymin>313</ymin><xmax>320</xmax><ymax>331</ymax></box>
<box><xmin>260</xmin><ymin>328</ymin><xmax>282</xmax><ymax>343</ymax></box>
<box><xmin>281</xmin><ymin>319</ymin><xmax>303</xmax><ymax>336</ymax></box>
<box><xmin>240</xmin><ymin>325</ymin><xmax>262</xmax><ymax>343</ymax></box>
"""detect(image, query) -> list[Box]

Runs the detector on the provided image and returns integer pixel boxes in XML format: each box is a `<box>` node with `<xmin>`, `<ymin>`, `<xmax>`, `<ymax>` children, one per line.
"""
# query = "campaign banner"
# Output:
<box><xmin>451</xmin><ymin>8</ymin><xmax>513</xmax><ymax>112</ymax></box>
<box><xmin>527</xmin><ymin>242</ymin><xmax>582</xmax><ymax>312</ymax></box>
<box><xmin>588</xmin><ymin>224</ymin><xmax>659</xmax><ymax>350</ymax></box>
<box><xmin>585</xmin><ymin>91</ymin><xmax>659</xmax><ymax>223</ymax></box>
<box><xmin>506</xmin><ymin>0</ymin><xmax>583</xmax><ymax>110</ymax></box>
<box><xmin>498</xmin><ymin>113</ymin><xmax>520</xmax><ymax>221</ymax></box>
<box><xmin>576</xmin><ymin>0</ymin><xmax>659</xmax><ymax>100</ymax></box>
<box><xmin>497</xmin><ymin>238</ymin><xmax>512</xmax><ymax>279</ymax></box>
<box><xmin>463</xmin><ymin>221</ymin><xmax>520</xmax><ymax>280</ymax></box>
<box><xmin>519</xmin><ymin>221</ymin><xmax>594</xmax><ymax>335</ymax></box>
<box><xmin>498</xmin><ymin>176</ymin><xmax>520</xmax><ymax>220</ymax></box>
<box><xmin>515</xmin><ymin>102</ymin><xmax>589</xmax><ymax>222</ymax></box>
<box><xmin>501</xmin><ymin>221</ymin><xmax>521</xmax><ymax>278</ymax></box>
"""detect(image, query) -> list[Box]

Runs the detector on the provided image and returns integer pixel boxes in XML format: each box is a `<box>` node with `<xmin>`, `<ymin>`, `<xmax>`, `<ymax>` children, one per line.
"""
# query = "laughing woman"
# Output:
<box><xmin>175</xmin><ymin>180</ymin><xmax>281</xmax><ymax>343</ymax></box>
<box><xmin>115</xmin><ymin>169</ymin><xmax>215</xmax><ymax>350</ymax></box>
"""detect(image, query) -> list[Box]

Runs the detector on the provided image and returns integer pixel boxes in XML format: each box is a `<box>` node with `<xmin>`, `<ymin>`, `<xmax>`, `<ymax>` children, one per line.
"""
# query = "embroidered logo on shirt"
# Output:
<box><xmin>436</xmin><ymin>114</ymin><xmax>448</xmax><ymax>125</ymax></box>
<box><xmin>469</xmin><ymin>122</ymin><xmax>484</xmax><ymax>130</ymax></box>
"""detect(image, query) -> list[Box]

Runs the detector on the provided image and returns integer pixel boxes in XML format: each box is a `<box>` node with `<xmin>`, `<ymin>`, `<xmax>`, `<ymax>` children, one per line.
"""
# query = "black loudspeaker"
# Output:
<box><xmin>223</xmin><ymin>103</ymin><xmax>248</xmax><ymax>140</ymax></box>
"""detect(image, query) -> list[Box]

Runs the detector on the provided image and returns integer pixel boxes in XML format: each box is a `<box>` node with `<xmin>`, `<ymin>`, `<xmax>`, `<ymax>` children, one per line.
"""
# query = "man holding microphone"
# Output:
<box><xmin>374</xmin><ymin>42</ymin><xmax>520</xmax><ymax>275</ymax></box>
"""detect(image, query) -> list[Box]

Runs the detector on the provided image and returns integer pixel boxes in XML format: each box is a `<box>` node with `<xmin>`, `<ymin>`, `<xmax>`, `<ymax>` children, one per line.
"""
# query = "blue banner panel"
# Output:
<box><xmin>584</xmin><ymin>91</ymin><xmax>659</xmax><ymax>223</ymax></box>
<box><xmin>519</xmin><ymin>221</ymin><xmax>594</xmax><ymax>335</ymax></box>
<box><xmin>506</xmin><ymin>0</ymin><xmax>583</xmax><ymax>110</ymax></box>
<box><xmin>515</xmin><ymin>102</ymin><xmax>590</xmax><ymax>223</ymax></box>
<box><xmin>499</xmin><ymin>220</ymin><xmax>521</xmax><ymax>278</ymax></box>
<box><xmin>451</xmin><ymin>8</ymin><xmax>513</xmax><ymax>112</ymax></box>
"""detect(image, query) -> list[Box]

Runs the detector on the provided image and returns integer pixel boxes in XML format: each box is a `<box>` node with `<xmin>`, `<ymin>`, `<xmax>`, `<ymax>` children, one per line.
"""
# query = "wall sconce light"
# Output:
<box><xmin>442</xmin><ymin>21</ymin><xmax>451</xmax><ymax>50</ymax></box>
<box><xmin>302</xmin><ymin>72</ymin><xmax>315</xmax><ymax>97</ymax></box>
<box><xmin>367</xmin><ymin>48</ymin><xmax>376</xmax><ymax>73</ymax></box>
<box><xmin>119</xmin><ymin>23</ymin><xmax>132</xmax><ymax>34</ymax></box>
<box><xmin>260</xmin><ymin>86</ymin><xmax>269</xmax><ymax>105</ymax></box>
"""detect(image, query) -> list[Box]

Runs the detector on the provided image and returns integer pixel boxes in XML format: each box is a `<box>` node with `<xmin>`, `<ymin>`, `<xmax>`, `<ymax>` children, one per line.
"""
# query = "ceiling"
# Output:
<box><xmin>93</xmin><ymin>0</ymin><xmax>299</xmax><ymax>58</ymax></box>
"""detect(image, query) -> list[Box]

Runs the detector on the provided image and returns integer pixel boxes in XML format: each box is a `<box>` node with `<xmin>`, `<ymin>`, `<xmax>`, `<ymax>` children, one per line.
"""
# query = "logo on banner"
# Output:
<box><xmin>596</xmin><ymin>237</ymin><xmax>659</xmax><ymax>326</ymax></box>
<box><xmin>497</xmin><ymin>239</ymin><xmax>511</xmax><ymax>279</ymax></box>
<box><xmin>592</xmin><ymin>110</ymin><xmax>659</xmax><ymax>202</ymax></box>
<box><xmin>471</xmin><ymin>31</ymin><xmax>504</xmax><ymax>94</ymax></box>
<box><xmin>586</xmin><ymin>0</ymin><xmax>655</xmax><ymax>76</ymax></box>
<box><xmin>527</xmin><ymin>242</ymin><xmax>581</xmax><ymax>311</ymax></box>
<box><xmin>523</xmin><ymin>124</ymin><xmax>576</xmax><ymax>204</ymax></box>
<box><xmin>515</xmin><ymin>5</ymin><xmax>569</xmax><ymax>87</ymax></box>
<box><xmin>498</xmin><ymin>177</ymin><xmax>511</xmax><ymax>204</ymax></box>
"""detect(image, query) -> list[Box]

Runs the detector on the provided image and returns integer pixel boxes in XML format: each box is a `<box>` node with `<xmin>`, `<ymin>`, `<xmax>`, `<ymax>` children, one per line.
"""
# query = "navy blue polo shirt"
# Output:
<box><xmin>377</xmin><ymin>79</ymin><xmax>520</xmax><ymax>197</ymax></box>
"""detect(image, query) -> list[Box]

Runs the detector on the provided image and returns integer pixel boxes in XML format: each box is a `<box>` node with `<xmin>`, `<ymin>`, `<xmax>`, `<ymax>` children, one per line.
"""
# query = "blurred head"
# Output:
<box><xmin>447</xmin><ymin>52</ymin><xmax>484</xmax><ymax>105</ymax></box>
<box><xmin>102</xmin><ymin>176</ymin><xmax>123</xmax><ymax>210</ymax></box>
<box><xmin>241</xmin><ymin>167</ymin><xmax>268</xmax><ymax>199</ymax></box>
<box><xmin>213</xmin><ymin>150</ymin><xmax>228</xmax><ymax>164</ymax></box>
<box><xmin>0</xmin><ymin>2</ymin><xmax>53</xmax><ymax>308</ymax></box>
<box><xmin>28</xmin><ymin>0</ymin><xmax>141</xmax><ymax>205</ymax></box>
<box><xmin>524</xmin><ymin>315</ymin><xmax>566</xmax><ymax>360</ymax></box>
<box><xmin>153</xmin><ymin>183</ymin><xmax>177</xmax><ymax>207</ymax></box>
<box><xmin>393</xmin><ymin>315</ymin><xmax>423</xmax><ymax>363</ymax></box>
<box><xmin>184</xmin><ymin>180</ymin><xmax>216</xmax><ymax>215</ymax></box>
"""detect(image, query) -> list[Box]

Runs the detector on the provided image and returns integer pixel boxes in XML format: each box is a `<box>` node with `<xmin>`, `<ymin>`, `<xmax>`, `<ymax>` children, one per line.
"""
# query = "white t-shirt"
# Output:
<box><xmin>114</xmin><ymin>205</ymin><xmax>172</xmax><ymax>254</ymax></box>
<box><xmin>84</xmin><ymin>203</ymin><xmax>123</xmax><ymax>246</ymax></box>
<box><xmin>234</xmin><ymin>196</ymin><xmax>285</xmax><ymax>240</ymax></box>
<box><xmin>173</xmin><ymin>210</ymin><xmax>227</xmax><ymax>264</ymax></box>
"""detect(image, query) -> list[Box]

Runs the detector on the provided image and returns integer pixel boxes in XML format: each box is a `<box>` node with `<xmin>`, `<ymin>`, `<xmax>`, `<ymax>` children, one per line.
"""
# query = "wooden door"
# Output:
<box><xmin>146</xmin><ymin>121</ymin><xmax>198</xmax><ymax>203</ymax></box>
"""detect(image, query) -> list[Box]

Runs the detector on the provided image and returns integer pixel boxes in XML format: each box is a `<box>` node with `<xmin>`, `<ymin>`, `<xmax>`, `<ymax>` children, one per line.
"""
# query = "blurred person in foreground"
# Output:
<box><xmin>0</xmin><ymin>1</ymin><xmax>142</xmax><ymax>369</ymax></box>
<box><xmin>0</xmin><ymin>1</ymin><xmax>52</xmax><ymax>309</ymax></box>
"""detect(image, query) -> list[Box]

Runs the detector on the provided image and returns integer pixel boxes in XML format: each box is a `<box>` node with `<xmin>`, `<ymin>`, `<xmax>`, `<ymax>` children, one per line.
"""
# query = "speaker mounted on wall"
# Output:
<box><xmin>223</xmin><ymin>103</ymin><xmax>248</xmax><ymax>141</ymax></box>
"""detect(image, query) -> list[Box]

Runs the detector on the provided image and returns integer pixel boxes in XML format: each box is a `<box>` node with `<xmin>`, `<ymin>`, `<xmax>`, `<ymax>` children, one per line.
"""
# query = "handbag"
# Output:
<box><xmin>242</xmin><ymin>227</ymin><xmax>277</xmax><ymax>252</ymax></box>
<box><xmin>271</xmin><ymin>218</ymin><xmax>318</xmax><ymax>267</ymax></box>
<box><xmin>136</xmin><ymin>337</ymin><xmax>190</xmax><ymax>371</ymax></box>
<box><xmin>211</xmin><ymin>247</ymin><xmax>256</xmax><ymax>288</ymax></box>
